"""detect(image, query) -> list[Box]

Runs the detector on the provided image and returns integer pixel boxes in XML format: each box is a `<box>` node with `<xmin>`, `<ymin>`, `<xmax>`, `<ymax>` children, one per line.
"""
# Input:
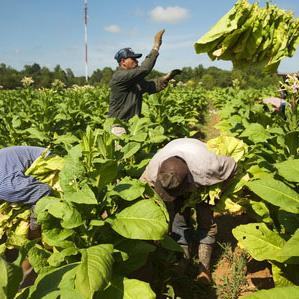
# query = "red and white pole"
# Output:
<box><xmin>84</xmin><ymin>0</ymin><xmax>88</xmax><ymax>82</ymax></box>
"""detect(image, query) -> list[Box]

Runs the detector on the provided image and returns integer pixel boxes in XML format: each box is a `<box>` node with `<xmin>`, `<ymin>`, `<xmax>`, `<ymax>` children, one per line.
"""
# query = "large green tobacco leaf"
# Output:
<box><xmin>48</xmin><ymin>247</ymin><xmax>79</xmax><ymax>267</ymax></box>
<box><xmin>111</xmin><ymin>177</ymin><xmax>145</xmax><ymax>201</ymax></box>
<box><xmin>64</xmin><ymin>184</ymin><xmax>98</xmax><ymax>205</ymax></box>
<box><xmin>42</xmin><ymin>227</ymin><xmax>74</xmax><ymax>249</ymax></box>
<box><xmin>59</xmin><ymin>145</ymin><xmax>85</xmax><ymax>193</ymax></box>
<box><xmin>98</xmin><ymin>276</ymin><xmax>156</xmax><ymax>299</ymax></box>
<box><xmin>114</xmin><ymin>239</ymin><xmax>156</xmax><ymax>274</ymax></box>
<box><xmin>232</xmin><ymin>223</ymin><xmax>286</xmax><ymax>262</ymax></box>
<box><xmin>112</xmin><ymin>199</ymin><xmax>168</xmax><ymax>240</ymax></box>
<box><xmin>35</xmin><ymin>197</ymin><xmax>84</xmax><ymax>229</ymax></box>
<box><xmin>23</xmin><ymin>263</ymin><xmax>80</xmax><ymax>299</ymax></box>
<box><xmin>148</xmin><ymin>126</ymin><xmax>167</xmax><ymax>144</ymax></box>
<box><xmin>284</xmin><ymin>131</ymin><xmax>299</xmax><ymax>157</ymax></box>
<box><xmin>94</xmin><ymin>160</ymin><xmax>118</xmax><ymax>190</ymax></box>
<box><xmin>247</xmin><ymin>178</ymin><xmax>299</xmax><ymax>214</ymax></box>
<box><xmin>239</xmin><ymin>123</ymin><xmax>271</xmax><ymax>143</ymax></box>
<box><xmin>122</xmin><ymin>142</ymin><xmax>141</xmax><ymax>160</ymax></box>
<box><xmin>240</xmin><ymin>286</ymin><xmax>299</xmax><ymax>298</ymax></box>
<box><xmin>28</xmin><ymin>245</ymin><xmax>52</xmax><ymax>274</ymax></box>
<box><xmin>0</xmin><ymin>257</ymin><xmax>23</xmax><ymax>299</ymax></box>
<box><xmin>128</xmin><ymin>116</ymin><xmax>149</xmax><ymax>134</ymax></box>
<box><xmin>75</xmin><ymin>244</ymin><xmax>114</xmax><ymax>298</ymax></box>
<box><xmin>275</xmin><ymin>159</ymin><xmax>299</xmax><ymax>183</ymax></box>
<box><xmin>194</xmin><ymin>0</ymin><xmax>245</xmax><ymax>53</ymax></box>
<box><xmin>128</xmin><ymin>117</ymin><xmax>149</xmax><ymax>142</ymax></box>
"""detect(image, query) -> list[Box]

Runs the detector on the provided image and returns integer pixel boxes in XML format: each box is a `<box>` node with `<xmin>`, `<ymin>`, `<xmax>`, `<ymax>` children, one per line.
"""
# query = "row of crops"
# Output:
<box><xmin>0</xmin><ymin>83</ymin><xmax>209</xmax><ymax>299</ymax></box>
<box><xmin>0</xmin><ymin>79</ymin><xmax>298</xmax><ymax>298</ymax></box>
<box><xmin>210</xmin><ymin>75</ymin><xmax>299</xmax><ymax>297</ymax></box>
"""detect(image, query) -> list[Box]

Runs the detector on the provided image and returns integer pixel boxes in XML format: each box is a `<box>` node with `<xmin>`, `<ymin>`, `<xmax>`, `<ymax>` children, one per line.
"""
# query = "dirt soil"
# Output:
<box><xmin>213</xmin><ymin>213</ymin><xmax>274</xmax><ymax>298</ymax></box>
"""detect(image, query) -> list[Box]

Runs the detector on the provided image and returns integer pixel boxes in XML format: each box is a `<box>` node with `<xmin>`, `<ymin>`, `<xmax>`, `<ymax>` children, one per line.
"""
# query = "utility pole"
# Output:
<box><xmin>84</xmin><ymin>0</ymin><xmax>88</xmax><ymax>82</ymax></box>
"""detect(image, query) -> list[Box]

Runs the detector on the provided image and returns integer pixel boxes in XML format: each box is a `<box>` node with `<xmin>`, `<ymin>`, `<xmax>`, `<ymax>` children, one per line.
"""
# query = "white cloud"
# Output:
<box><xmin>149</xmin><ymin>6</ymin><xmax>189</xmax><ymax>24</ymax></box>
<box><xmin>104</xmin><ymin>25</ymin><xmax>121</xmax><ymax>33</ymax></box>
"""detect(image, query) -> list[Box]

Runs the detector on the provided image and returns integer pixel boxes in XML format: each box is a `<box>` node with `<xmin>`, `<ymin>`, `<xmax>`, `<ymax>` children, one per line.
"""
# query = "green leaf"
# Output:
<box><xmin>0</xmin><ymin>257</ymin><xmax>23</xmax><ymax>299</ymax></box>
<box><xmin>95</xmin><ymin>160</ymin><xmax>118</xmax><ymax>190</ymax></box>
<box><xmin>148</xmin><ymin>126</ymin><xmax>167</xmax><ymax>144</ymax></box>
<box><xmin>271</xmin><ymin>263</ymin><xmax>296</xmax><ymax>287</ymax></box>
<box><xmin>48</xmin><ymin>247</ymin><xmax>79</xmax><ymax>267</ymax></box>
<box><xmin>28</xmin><ymin>245</ymin><xmax>52</xmax><ymax>274</ymax></box>
<box><xmin>42</xmin><ymin>227</ymin><xmax>74</xmax><ymax>248</ymax></box>
<box><xmin>37</xmin><ymin>197</ymin><xmax>84</xmax><ymax>229</ymax></box>
<box><xmin>98</xmin><ymin>276</ymin><xmax>156</xmax><ymax>299</ymax></box>
<box><xmin>28</xmin><ymin>263</ymin><xmax>79</xmax><ymax>299</ymax></box>
<box><xmin>247</xmin><ymin>178</ymin><xmax>299</xmax><ymax>214</ymax></box>
<box><xmin>284</xmin><ymin>131</ymin><xmax>299</xmax><ymax>157</ymax></box>
<box><xmin>246</xmin><ymin>200</ymin><xmax>273</xmax><ymax>224</ymax></box>
<box><xmin>75</xmin><ymin>244</ymin><xmax>114</xmax><ymax>298</ymax></box>
<box><xmin>25</xmin><ymin>127</ymin><xmax>47</xmax><ymax>141</ymax></box>
<box><xmin>112</xmin><ymin>177</ymin><xmax>145</xmax><ymax>201</ymax></box>
<box><xmin>240</xmin><ymin>123</ymin><xmax>271</xmax><ymax>143</ymax></box>
<box><xmin>64</xmin><ymin>185</ymin><xmax>98</xmax><ymax>205</ymax></box>
<box><xmin>160</xmin><ymin>235</ymin><xmax>183</xmax><ymax>252</ymax></box>
<box><xmin>232</xmin><ymin>223</ymin><xmax>286</xmax><ymax>262</ymax></box>
<box><xmin>240</xmin><ymin>286</ymin><xmax>299</xmax><ymax>299</ymax></box>
<box><xmin>275</xmin><ymin>159</ymin><xmax>299</xmax><ymax>183</ymax></box>
<box><xmin>122</xmin><ymin>142</ymin><xmax>141</xmax><ymax>160</ymax></box>
<box><xmin>59</xmin><ymin>145</ymin><xmax>85</xmax><ymax>193</ymax></box>
<box><xmin>280</xmin><ymin>229</ymin><xmax>299</xmax><ymax>259</ymax></box>
<box><xmin>114</xmin><ymin>240</ymin><xmax>156</xmax><ymax>274</ymax></box>
<box><xmin>112</xmin><ymin>199</ymin><xmax>168</xmax><ymax>240</ymax></box>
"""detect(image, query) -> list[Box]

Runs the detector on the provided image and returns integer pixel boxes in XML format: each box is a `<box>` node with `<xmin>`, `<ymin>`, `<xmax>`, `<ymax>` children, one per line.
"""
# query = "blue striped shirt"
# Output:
<box><xmin>0</xmin><ymin>146</ymin><xmax>52</xmax><ymax>205</ymax></box>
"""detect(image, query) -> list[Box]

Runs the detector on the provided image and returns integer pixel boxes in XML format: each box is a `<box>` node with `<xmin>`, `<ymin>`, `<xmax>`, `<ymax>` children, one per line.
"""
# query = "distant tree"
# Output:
<box><xmin>0</xmin><ymin>64</ymin><xmax>22</xmax><ymax>89</ymax></box>
<box><xmin>193</xmin><ymin>64</ymin><xmax>205</xmax><ymax>81</ymax></box>
<box><xmin>65</xmin><ymin>68</ymin><xmax>75</xmax><ymax>86</ymax></box>
<box><xmin>101</xmin><ymin>67</ymin><xmax>113</xmax><ymax>85</ymax></box>
<box><xmin>53</xmin><ymin>65</ymin><xmax>67</xmax><ymax>84</ymax></box>
<box><xmin>146</xmin><ymin>69</ymin><xmax>164</xmax><ymax>80</ymax></box>
<box><xmin>39</xmin><ymin>67</ymin><xmax>52</xmax><ymax>88</ymax></box>
<box><xmin>201</xmin><ymin>74</ymin><xmax>216</xmax><ymax>89</ymax></box>
<box><xmin>89</xmin><ymin>69</ymin><xmax>103</xmax><ymax>85</ymax></box>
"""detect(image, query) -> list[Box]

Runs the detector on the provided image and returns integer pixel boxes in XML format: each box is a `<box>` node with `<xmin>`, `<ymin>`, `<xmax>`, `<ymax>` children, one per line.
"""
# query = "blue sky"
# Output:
<box><xmin>1</xmin><ymin>0</ymin><xmax>299</xmax><ymax>76</ymax></box>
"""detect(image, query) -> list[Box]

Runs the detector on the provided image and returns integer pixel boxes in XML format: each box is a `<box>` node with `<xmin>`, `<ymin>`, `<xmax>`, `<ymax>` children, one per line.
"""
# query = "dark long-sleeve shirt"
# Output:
<box><xmin>108</xmin><ymin>49</ymin><xmax>166</xmax><ymax>120</ymax></box>
<box><xmin>0</xmin><ymin>146</ymin><xmax>52</xmax><ymax>205</ymax></box>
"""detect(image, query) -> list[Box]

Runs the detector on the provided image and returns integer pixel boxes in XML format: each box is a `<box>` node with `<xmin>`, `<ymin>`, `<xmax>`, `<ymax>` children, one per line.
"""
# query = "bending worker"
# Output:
<box><xmin>140</xmin><ymin>138</ymin><xmax>237</xmax><ymax>283</ymax></box>
<box><xmin>109</xmin><ymin>29</ymin><xmax>181</xmax><ymax>135</ymax></box>
<box><xmin>0</xmin><ymin>146</ymin><xmax>52</xmax><ymax>232</ymax></box>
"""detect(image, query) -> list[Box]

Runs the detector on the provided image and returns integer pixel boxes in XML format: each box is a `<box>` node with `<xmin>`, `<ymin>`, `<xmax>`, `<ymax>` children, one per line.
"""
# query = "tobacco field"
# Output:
<box><xmin>0</xmin><ymin>76</ymin><xmax>298</xmax><ymax>299</ymax></box>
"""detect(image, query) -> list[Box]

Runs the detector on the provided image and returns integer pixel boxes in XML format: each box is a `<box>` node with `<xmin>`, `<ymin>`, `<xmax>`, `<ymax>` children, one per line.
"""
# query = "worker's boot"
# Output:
<box><xmin>196</xmin><ymin>243</ymin><xmax>213</xmax><ymax>285</ymax></box>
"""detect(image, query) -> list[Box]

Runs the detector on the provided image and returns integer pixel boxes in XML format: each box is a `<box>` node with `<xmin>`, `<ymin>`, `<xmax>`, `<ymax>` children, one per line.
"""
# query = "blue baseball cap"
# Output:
<box><xmin>114</xmin><ymin>48</ymin><xmax>142</xmax><ymax>63</ymax></box>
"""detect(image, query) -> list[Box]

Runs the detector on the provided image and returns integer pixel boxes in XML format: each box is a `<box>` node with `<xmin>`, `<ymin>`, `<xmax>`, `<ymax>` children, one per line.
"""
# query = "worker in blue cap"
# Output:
<box><xmin>108</xmin><ymin>29</ymin><xmax>181</xmax><ymax>135</ymax></box>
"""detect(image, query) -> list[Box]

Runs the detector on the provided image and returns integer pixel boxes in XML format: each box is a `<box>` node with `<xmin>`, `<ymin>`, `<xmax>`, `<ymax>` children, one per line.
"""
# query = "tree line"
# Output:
<box><xmin>0</xmin><ymin>62</ymin><xmax>282</xmax><ymax>90</ymax></box>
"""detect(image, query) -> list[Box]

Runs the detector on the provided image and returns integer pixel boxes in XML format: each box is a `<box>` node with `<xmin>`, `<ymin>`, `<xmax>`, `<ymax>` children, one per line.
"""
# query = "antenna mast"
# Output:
<box><xmin>84</xmin><ymin>0</ymin><xmax>88</xmax><ymax>82</ymax></box>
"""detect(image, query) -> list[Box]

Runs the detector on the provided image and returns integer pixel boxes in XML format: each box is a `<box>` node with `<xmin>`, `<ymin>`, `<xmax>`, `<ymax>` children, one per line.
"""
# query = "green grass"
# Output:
<box><xmin>213</xmin><ymin>242</ymin><xmax>249</xmax><ymax>299</ymax></box>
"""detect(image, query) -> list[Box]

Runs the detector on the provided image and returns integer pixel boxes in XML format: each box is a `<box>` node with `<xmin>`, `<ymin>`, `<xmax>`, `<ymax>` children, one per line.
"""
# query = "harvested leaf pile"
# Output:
<box><xmin>194</xmin><ymin>0</ymin><xmax>299</xmax><ymax>72</ymax></box>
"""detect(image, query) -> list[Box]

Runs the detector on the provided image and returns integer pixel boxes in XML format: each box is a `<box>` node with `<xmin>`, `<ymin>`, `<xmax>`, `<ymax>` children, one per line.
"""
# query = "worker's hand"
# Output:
<box><xmin>153</xmin><ymin>29</ymin><xmax>165</xmax><ymax>51</ymax></box>
<box><xmin>163</xmin><ymin>69</ymin><xmax>182</xmax><ymax>81</ymax></box>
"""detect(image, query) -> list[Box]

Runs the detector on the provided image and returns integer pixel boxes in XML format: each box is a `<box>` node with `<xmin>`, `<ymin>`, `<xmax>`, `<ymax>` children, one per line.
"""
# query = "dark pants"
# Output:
<box><xmin>167</xmin><ymin>201</ymin><xmax>217</xmax><ymax>246</ymax></box>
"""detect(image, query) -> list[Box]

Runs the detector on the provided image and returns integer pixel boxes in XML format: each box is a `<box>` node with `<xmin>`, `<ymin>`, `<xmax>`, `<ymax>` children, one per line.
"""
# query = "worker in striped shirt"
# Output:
<box><xmin>0</xmin><ymin>146</ymin><xmax>52</xmax><ymax>232</ymax></box>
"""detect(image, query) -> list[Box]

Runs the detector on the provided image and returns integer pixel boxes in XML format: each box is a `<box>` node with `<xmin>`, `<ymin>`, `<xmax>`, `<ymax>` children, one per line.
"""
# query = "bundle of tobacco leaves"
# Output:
<box><xmin>194</xmin><ymin>0</ymin><xmax>299</xmax><ymax>72</ymax></box>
